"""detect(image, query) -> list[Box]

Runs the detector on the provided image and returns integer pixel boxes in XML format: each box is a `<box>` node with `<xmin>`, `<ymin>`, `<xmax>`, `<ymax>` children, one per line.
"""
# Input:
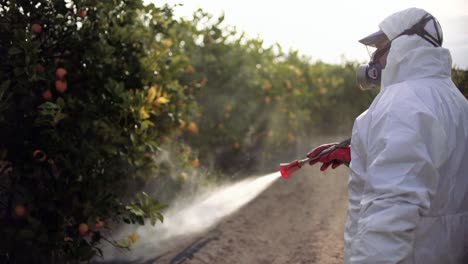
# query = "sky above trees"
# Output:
<box><xmin>150</xmin><ymin>0</ymin><xmax>468</xmax><ymax>68</ymax></box>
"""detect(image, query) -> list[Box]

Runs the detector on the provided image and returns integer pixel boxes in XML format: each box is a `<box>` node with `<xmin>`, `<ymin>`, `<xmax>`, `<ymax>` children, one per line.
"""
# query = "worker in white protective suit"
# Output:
<box><xmin>307</xmin><ymin>7</ymin><xmax>468</xmax><ymax>263</ymax></box>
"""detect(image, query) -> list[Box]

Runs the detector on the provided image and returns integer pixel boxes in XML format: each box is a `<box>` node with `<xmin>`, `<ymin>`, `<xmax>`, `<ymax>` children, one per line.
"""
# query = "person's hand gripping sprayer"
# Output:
<box><xmin>278</xmin><ymin>138</ymin><xmax>351</xmax><ymax>178</ymax></box>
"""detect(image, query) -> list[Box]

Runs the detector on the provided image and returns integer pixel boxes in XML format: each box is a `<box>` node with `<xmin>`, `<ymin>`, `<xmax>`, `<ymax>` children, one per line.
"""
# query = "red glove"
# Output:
<box><xmin>306</xmin><ymin>143</ymin><xmax>351</xmax><ymax>171</ymax></box>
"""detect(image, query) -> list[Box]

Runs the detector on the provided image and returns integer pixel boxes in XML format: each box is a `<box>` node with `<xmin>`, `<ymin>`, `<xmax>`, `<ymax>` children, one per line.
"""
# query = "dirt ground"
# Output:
<box><xmin>155</xmin><ymin>165</ymin><xmax>349</xmax><ymax>264</ymax></box>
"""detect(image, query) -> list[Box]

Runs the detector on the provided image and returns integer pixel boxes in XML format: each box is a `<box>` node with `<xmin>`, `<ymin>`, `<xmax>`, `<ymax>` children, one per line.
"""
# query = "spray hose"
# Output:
<box><xmin>279</xmin><ymin>138</ymin><xmax>351</xmax><ymax>178</ymax></box>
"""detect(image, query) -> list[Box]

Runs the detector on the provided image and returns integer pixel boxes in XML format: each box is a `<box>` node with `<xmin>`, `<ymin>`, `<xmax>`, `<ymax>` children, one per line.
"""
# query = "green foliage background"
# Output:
<box><xmin>0</xmin><ymin>1</ymin><xmax>467</xmax><ymax>262</ymax></box>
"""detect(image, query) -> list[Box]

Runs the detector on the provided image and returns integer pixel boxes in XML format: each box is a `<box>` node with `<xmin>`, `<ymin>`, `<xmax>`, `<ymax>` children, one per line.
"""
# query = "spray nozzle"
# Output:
<box><xmin>279</xmin><ymin>138</ymin><xmax>351</xmax><ymax>179</ymax></box>
<box><xmin>279</xmin><ymin>158</ymin><xmax>309</xmax><ymax>178</ymax></box>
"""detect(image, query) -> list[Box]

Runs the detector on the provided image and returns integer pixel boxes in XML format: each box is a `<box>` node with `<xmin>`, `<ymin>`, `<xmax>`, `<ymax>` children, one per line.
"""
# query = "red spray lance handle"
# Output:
<box><xmin>278</xmin><ymin>138</ymin><xmax>351</xmax><ymax>179</ymax></box>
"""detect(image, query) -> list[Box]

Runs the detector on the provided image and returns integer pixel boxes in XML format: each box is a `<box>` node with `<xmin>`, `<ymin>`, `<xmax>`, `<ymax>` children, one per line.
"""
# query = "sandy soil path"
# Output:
<box><xmin>156</xmin><ymin>165</ymin><xmax>349</xmax><ymax>264</ymax></box>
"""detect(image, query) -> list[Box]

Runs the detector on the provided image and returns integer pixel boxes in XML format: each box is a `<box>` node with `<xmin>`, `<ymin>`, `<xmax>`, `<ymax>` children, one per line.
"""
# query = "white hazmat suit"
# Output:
<box><xmin>345</xmin><ymin>8</ymin><xmax>468</xmax><ymax>263</ymax></box>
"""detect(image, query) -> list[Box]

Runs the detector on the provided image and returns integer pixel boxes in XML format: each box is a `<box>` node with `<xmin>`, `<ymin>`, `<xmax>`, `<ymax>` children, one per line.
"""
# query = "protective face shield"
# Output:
<box><xmin>356</xmin><ymin>13</ymin><xmax>443</xmax><ymax>90</ymax></box>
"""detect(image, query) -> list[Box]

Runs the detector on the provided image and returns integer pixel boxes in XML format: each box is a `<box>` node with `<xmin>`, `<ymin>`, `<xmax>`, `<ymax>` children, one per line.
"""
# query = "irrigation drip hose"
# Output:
<box><xmin>168</xmin><ymin>230</ymin><xmax>221</xmax><ymax>264</ymax></box>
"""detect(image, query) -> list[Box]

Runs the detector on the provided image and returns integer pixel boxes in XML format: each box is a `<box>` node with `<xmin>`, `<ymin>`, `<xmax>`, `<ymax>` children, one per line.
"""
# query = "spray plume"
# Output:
<box><xmin>102</xmin><ymin>172</ymin><xmax>281</xmax><ymax>262</ymax></box>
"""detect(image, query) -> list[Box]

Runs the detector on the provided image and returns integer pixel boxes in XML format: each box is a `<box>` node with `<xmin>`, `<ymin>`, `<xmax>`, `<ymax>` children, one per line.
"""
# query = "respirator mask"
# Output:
<box><xmin>355</xmin><ymin>13</ymin><xmax>443</xmax><ymax>90</ymax></box>
<box><xmin>356</xmin><ymin>43</ymin><xmax>390</xmax><ymax>90</ymax></box>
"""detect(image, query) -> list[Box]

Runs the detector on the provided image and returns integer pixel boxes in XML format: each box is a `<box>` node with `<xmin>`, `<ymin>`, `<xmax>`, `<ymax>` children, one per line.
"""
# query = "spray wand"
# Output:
<box><xmin>278</xmin><ymin>138</ymin><xmax>351</xmax><ymax>179</ymax></box>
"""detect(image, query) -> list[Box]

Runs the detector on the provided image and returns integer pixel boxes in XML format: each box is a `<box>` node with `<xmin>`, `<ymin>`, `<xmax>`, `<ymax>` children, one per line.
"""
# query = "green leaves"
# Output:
<box><xmin>124</xmin><ymin>192</ymin><xmax>166</xmax><ymax>226</ymax></box>
<box><xmin>36</xmin><ymin>101</ymin><xmax>67</xmax><ymax>127</ymax></box>
<box><xmin>8</xmin><ymin>47</ymin><xmax>22</xmax><ymax>55</ymax></box>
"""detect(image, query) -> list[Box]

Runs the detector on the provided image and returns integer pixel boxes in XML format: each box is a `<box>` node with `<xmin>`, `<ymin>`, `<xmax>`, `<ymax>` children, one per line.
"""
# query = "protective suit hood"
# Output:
<box><xmin>378</xmin><ymin>8</ymin><xmax>452</xmax><ymax>87</ymax></box>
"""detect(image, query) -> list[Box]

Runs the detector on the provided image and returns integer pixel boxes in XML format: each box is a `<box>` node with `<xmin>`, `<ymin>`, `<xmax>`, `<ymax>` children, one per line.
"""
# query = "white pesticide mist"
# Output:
<box><xmin>102</xmin><ymin>171</ymin><xmax>282</xmax><ymax>262</ymax></box>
